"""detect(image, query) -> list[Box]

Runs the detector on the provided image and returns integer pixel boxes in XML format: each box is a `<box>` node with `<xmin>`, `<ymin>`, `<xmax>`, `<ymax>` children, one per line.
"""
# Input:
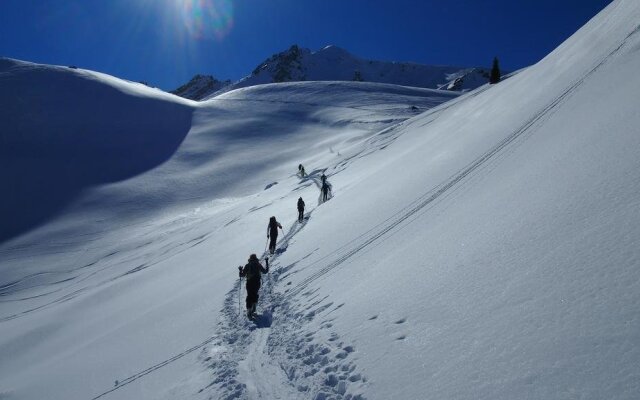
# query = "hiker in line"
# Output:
<box><xmin>298</xmin><ymin>164</ymin><xmax>306</xmax><ymax>178</ymax></box>
<box><xmin>321</xmin><ymin>173</ymin><xmax>327</xmax><ymax>185</ymax></box>
<box><xmin>321</xmin><ymin>180</ymin><xmax>331</xmax><ymax>203</ymax></box>
<box><xmin>297</xmin><ymin>197</ymin><xmax>305</xmax><ymax>223</ymax></box>
<box><xmin>238</xmin><ymin>254</ymin><xmax>269</xmax><ymax>318</ymax></box>
<box><xmin>267</xmin><ymin>216</ymin><xmax>283</xmax><ymax>254</ymax></box>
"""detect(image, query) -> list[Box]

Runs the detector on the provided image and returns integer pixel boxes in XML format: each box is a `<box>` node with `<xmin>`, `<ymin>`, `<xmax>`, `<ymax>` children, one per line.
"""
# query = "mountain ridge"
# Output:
<box><xmin>173</xmin><ymin>44</ymin><xmax>493</xmax><ymax>100</ymax></box>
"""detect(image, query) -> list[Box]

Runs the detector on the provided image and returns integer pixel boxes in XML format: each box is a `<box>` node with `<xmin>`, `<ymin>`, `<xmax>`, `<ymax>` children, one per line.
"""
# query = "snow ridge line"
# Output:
<box><xmin>286</xmin><ymin>29</ymin><xmax>636</xmax><ymax>299</ymax></box>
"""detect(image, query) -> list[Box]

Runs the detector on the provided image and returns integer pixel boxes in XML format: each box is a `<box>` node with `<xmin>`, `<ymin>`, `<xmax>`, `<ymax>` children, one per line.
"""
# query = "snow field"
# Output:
<box><xmin>1</xmin><ymin>1</ymin><xmax>640</xmax><ymax>399</ymax></box>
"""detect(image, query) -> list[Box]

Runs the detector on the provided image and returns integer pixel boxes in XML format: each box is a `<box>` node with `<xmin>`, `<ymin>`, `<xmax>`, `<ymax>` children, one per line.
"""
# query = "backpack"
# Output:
<box><xmin>245</xmin><ymin>261</ymin><xmax>261</xmax><ymax>280</ymax></box>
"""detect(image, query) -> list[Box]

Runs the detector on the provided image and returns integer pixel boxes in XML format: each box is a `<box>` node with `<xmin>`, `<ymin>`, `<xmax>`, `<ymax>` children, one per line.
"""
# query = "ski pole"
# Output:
<box><xmin>238</xmin><ymin>266</ymin><xmax>243</xmax><ymax>317</ymax></box>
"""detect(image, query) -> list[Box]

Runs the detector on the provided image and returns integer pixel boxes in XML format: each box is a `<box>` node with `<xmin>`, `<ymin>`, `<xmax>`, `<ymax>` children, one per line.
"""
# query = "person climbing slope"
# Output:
<box><xmin>297</xmin><ymin>197</ymin><xmax>305</xmax><ymax>223</ymax></box>
<box><xmin>321</xmin><ymin>180</ymin><xmax>331</xmax><ymax>203</ymax></box>
<box><xmin>238</xmin><ymin>254</ymin><xmax>269</xmax><ymax>319</ymax></box>
<box><xmin>267</xmin><ymin>216</ymin><xmax>283</xmax><ymax>254</ymax></box>
<box><xmin>298</xmin><ymin>164</ymin><xmax>306</xmax><ymax>178</ymax></box>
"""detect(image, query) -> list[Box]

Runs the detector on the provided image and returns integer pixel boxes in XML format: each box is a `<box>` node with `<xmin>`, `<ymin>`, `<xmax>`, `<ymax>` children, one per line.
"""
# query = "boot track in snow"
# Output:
<box><xmin>204</xmin><ymin>176</ymin><xmax>369</xmax><ymax>400</ymax></box>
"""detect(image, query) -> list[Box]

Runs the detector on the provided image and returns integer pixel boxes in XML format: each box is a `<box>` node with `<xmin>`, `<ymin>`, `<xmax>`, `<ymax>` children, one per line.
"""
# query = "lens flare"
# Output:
<box><xmin>178</xmin><ymin>0</ymin><xmax>234</xmax><ymax>40</ymax></box>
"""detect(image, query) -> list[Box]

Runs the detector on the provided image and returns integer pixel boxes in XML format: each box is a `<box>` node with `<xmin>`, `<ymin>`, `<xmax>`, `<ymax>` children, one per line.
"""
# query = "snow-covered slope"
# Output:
<box><xmin>2</xmin><ymin>0</ymin><xmax>640</xmax><ymax>399</ymax></box>
<box><xmin>173</xmin><ymin>45</ymin><xmax>492</xmax><ymax>100</ymax></box>
<box><xmin>0</xmin><ymin>58</ymin><xmax>457</xmax><ymax>399</ymax></box>
<box><xmin>0</xmin><ymin>58</ymin><xmax>196</xmax><ymax>244</ymax></box>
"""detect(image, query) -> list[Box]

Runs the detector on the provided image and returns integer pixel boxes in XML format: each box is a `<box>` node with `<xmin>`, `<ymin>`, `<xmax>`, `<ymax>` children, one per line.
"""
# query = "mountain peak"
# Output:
<box><xmin>174</xmin><ymin>44</ymin><xmax>494</xmax><ymax>100</ymax></box>
<box><xmin>171</xmin><ymin>74</ymin><xmax>231</xmax><ymax>101</ymax></box>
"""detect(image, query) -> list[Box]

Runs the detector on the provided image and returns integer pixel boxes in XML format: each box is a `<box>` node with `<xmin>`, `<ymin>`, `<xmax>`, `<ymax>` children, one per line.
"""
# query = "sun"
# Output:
<box><xmin>174</xmin><ymin>0</ymin><xmax>235</xmax><ymax>41</ymax></box>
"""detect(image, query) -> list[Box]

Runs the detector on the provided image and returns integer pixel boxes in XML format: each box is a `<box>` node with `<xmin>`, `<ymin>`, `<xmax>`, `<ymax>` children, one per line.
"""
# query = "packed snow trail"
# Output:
<box><xmin>203</xmin><ymin>172</ymin><xmax>368</xmax><ymax>400</ymax></box>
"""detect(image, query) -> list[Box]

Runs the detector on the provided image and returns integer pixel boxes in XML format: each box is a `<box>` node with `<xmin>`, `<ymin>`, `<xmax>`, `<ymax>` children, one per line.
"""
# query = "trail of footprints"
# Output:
<box><xmin>201</xmin><ymin>167</ymin><xmax>423</xmax><ymax>399</ymax></box>
<box><xmin>201</xmin><ymin>259</ymin><xmax>413</xmax><ymax>399</ymax></box>
<box><xmin>265</xmin><ymin>287</ymin><xmax>368</xmax><ymax>400</ymax></box>
<box><xmin>202</xmin><ymin>261</ymin><xmax>369</xmax><ymax>400</ymax></box>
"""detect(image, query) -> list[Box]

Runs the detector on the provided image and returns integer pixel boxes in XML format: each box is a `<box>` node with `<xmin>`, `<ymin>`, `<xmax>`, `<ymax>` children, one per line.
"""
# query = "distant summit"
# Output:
<box><xmin>172</xmin><ymin>45</ymin><xmax>493</xmax><ymax>100</ymax></box>
<box><xmin>245</xmin><ymin>44</ymin><xmax>490</xmax><ymax>90</ymax></box>
<box><xmin>171</xmin><ymin>74</ymin><xmax>231</xmax><ymax>101</ymax></box>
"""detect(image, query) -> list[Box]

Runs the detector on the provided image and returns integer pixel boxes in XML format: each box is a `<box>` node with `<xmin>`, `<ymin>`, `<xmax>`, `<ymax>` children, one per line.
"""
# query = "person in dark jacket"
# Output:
<box><xmin>298</xmin><ymin>164</ymin><xmax>306</xmax><ymax>178</ymax></box>
<box><xmin>239</xmin><ymin>254</ymin><xmax>269</xmax><ymax>318</ymax></box>
<box><xmin>297</xmin><ymin>197</ymin><xmax>305</xmax><ymax>223</ymax></box>
<box><xmin>321</xmin><ymin>181</ymin><xmax>331</xmax><ymax>202</ymax></box>
<box><xmin>267</xmin><ymin>216</ymin><xmax>283</xmax><ymax>254</ymax></box>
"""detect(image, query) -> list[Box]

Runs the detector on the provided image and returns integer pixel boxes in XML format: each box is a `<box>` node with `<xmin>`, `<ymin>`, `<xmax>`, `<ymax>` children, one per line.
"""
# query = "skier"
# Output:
<box><xmin>238</xmin><ymin>254</ymin><xmax>269</xmax><ymax>319</ymax></box>
<box><xmin>298</xmin><ymin>164</ymin><xmax>306</xmax><ymax>178</ymax></box>
<box><xmin>297</xmin><ymin>197</ymin><xmax>305</xmax><ymax>223</ymax></box>
<box><xmin>321</xmin><ymin>180</ymin><xmax>331</xmax><ymax>203</ymax></box>
<box><xmin>267</xmin><ymin>216</ymin><xmax>283</xmax><ymax>254</ymax></box>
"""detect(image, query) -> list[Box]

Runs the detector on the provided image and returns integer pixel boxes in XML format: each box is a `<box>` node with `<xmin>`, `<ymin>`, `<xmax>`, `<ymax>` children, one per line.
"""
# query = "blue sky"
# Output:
<box><xmin>1</xmin><ymin>0</ymin><xmax>614</xmax><ymax>90</ymax></box>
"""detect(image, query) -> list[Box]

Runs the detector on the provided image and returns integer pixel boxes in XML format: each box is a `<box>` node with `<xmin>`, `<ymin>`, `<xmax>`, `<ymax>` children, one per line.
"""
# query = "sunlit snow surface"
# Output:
<box><xmin>2</xmin><ymin>1</ymin><xmax>640</xmax><ymax>399</ymax></box>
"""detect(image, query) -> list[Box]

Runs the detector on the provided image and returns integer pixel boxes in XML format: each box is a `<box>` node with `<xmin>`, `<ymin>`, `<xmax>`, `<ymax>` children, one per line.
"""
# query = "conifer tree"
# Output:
<box><xmin>490</xmin><ymin>57</ymin><xmax>501</xmax><ymax>84</ymax></box>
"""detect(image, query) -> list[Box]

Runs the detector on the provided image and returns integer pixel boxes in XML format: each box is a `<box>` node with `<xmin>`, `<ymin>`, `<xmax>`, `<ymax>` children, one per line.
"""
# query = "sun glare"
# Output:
<box><xmin>175</xmin><ymin>0</ymin><xmax>234</xmax><ymax>41</ymax></box>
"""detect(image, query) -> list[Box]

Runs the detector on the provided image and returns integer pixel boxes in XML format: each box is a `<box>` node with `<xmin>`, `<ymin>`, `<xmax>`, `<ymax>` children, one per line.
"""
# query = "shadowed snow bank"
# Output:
<box><xmin>0</xmin><ymin>58</ymin><xmax>194</xmax><ymax>243</ymax></box>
